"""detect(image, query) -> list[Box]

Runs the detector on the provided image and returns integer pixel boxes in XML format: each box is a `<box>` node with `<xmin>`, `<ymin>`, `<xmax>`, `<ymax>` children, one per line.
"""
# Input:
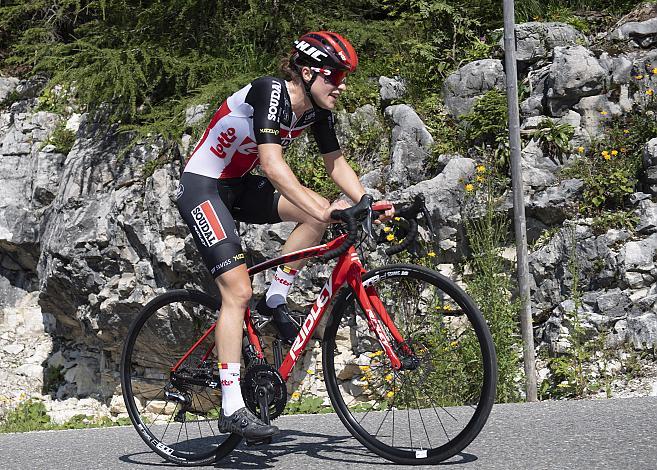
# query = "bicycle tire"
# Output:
<box><xmin>120</xmin><ymin>289</ymin><xmax>241</xmax><ymax>466</ymax></box>
<box><xmin>322</xmin><ymin>264</ymin><xmax>497</xmax><ymax>465</ymax></box>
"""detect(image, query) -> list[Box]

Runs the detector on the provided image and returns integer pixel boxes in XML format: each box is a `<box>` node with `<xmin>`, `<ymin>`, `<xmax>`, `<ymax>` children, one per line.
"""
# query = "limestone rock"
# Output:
<box><xmin>501</xmin><ymin>22</ymin><xmax>588</xmax><ymax>68</ymax></box>
<box><xmin>609</xmin><ymin>17</ymin><xmax>657</xmax><ymax>48</ymax></box>
<box><xmin>443</xmin><ymin>59</ymin><xmax>506</xmax><ymax>117</ymax></box>
<box><xmin>379</xmin><ymin>76</ymin><xmax>407</xmax><ymax>103</ymax></box>
<box><xmin>546</xmin><ymin>46</ymin><xmax>607</xmax><ymax>117</ymax></box>
<box><xmin>383</xmin><ymin>104</ymin><xmax>433</xmax><ymax>188</ymax></box>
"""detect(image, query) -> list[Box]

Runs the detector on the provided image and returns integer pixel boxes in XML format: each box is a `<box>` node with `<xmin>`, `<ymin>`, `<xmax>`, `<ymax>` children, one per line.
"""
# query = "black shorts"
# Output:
<box><xmin>175</xmin><ymin>172</ymin><xmax>282</xmax><ymax>277</ymax></box>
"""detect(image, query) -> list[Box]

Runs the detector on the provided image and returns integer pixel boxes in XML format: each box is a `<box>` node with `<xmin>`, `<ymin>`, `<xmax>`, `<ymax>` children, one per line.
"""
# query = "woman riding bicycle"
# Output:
<box><xmin>175</xmin><ymin>31</ymin><xmax>394</xmax><ymax>440</ymax></box>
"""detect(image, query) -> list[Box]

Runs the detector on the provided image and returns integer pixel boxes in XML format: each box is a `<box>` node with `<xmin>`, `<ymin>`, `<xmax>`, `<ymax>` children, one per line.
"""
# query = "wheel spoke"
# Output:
<box><xmin>121</xmin><ymin>292</ymin><xmax>238</xmax><ymax>465</ymax></box>
<box><xmin>323</xmin><ymin>266</ymin><xmax>496</xmax><ymax>464</ymax></box>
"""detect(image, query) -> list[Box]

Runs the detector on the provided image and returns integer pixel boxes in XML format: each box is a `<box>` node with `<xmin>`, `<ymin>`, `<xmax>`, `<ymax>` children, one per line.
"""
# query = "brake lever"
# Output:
<box><xmin>362</xmin><ymin>206</ymin><xmax>374</xmax><ymax>239</ymax></box>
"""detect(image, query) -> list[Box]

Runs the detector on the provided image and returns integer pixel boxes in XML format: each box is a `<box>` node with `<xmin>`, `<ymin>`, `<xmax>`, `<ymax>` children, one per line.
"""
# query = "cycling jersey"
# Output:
<box><xmin>183</xmin><ymin>76</ymin><xmax>341</xmax><ymax>179</ymax></box>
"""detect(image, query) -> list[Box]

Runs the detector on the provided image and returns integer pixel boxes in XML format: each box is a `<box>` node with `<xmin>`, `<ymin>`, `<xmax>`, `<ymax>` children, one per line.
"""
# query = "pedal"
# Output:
<box><xmin>245</xmin><ymin>437</ymin><xmax>272</xmax><ymax>446</ymax></box>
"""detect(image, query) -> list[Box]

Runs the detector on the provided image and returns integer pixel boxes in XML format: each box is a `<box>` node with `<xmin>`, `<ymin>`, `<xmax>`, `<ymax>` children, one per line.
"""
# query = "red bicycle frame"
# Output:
<box><xmin>173</xmin><ymin>234</ymin><xmax>408</xmax><ymax>380</ymax></box>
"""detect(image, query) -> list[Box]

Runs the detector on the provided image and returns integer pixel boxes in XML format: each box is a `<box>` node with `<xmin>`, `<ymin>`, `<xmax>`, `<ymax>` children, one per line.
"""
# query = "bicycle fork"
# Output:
<box><xmin>348</xmin><ymin>269</ymin><xmax>416</xmax><ymax>371</ymax></box>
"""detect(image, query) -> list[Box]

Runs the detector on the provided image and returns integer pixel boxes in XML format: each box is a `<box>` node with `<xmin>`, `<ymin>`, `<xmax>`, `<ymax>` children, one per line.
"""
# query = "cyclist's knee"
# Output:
<box><xmin>221</xmin><ymin>288</ymin><xmax>252</xmax><ymax>312</ymax></box>
<box><xmin>215</xmin><ymin>269</ymin><xmax>252</xmax><ymax>310</ymax></box>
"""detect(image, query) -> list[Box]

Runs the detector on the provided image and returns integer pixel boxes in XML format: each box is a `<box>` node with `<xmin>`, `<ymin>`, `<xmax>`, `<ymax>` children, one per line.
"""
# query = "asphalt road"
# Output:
<box><xmin>0</xmin><ymin>397</ymin><xmax>655</xmax><ymax>469</ymax></box>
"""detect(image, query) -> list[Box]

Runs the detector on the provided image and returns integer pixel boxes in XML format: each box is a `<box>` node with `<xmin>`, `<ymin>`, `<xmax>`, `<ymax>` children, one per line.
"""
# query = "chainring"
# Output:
<box><xmin>241</xmin><ymin>363</ymin><xmax>287</xmax><ymax>420</ymax></box>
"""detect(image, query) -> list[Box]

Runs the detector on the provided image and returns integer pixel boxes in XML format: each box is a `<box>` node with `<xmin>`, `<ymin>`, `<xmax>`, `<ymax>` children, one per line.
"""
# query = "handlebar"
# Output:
<box><xmin>320</xmin><ymin>194</ymin><xmax>374</xmax><ymax>261</ymax></box>
<box><xmin>320</xmin><ymin>193</ymin><xmax>434</xmax><ymax>261</ymax></box>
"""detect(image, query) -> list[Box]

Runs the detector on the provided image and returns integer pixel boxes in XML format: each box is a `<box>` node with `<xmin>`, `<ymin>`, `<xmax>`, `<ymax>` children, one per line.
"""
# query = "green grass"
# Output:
<box><xmin>0</xmin><ymin>399</ymin><xmax>131</xmax><ymax>433</ymax></box>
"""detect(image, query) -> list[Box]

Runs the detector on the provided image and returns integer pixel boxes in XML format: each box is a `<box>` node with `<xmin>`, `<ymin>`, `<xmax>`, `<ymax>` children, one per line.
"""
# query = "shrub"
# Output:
<box><xmin>460</xmin><ymin>90</ymin><xmax>510</xmax><ymax>170</ymax></box>
<box><xmin>530</xmin><ymin>118</ymin><xmax>574</xmax><ymax>164</ymax></box>
<box><xmin>284</xmin><ymin>137</ymin><xmax>361</xmax><ymax>201</ymax></box>
<box><xmin>0</xmin><ymin>399</ymin><xmax>52</xmax><ymax>433</ymax></box>
<box><xmin>45</xmin><ymin>123</ymin><xmax>76</xmax><ymax>154</ymax></box>
<box><xmin>461</xmin><ymin>156</ymin><xmax>522</xmax><ymax>402</ymax></box>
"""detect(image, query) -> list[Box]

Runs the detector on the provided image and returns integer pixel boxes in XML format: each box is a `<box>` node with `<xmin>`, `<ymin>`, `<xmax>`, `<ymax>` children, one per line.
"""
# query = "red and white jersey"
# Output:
<box><xmin>183</xmin><ymin>76</ymin><xmax>340</xmax><ymax>179</ymax></box>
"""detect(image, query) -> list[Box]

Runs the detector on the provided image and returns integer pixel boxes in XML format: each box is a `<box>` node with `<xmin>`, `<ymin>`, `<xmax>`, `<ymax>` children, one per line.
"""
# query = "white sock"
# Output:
<box><xmin>266</xmin><ymin>265</ymin><xmax>298</xmax><ymax>308</ymax></box>
<box><xmin>219</xmin><ymin>363</ymin><xmax>245</xmax><ymax>416</ymax></box>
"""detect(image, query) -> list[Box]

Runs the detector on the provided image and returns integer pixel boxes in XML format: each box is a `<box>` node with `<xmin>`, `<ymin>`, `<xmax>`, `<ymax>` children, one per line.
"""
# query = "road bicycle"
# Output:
<box><xmin>120</xmin><ymin>194</ymin><xmax>497</xmax><ymax>466</ymax></box>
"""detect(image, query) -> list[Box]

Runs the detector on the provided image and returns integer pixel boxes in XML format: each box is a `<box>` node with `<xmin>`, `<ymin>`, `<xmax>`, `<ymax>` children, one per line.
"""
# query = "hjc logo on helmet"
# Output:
<box><xmin>294</xmin><ymin>40</ymin><xmax>329</xmax><ymax>62</ymax></box>
<box><xmin>209</xmin><ymin>128</ymin><xmax>236</xmax><ymax>159</ymax></box>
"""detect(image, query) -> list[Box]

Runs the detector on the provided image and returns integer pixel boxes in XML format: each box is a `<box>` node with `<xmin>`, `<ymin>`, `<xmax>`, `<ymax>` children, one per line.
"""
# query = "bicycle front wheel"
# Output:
<box><xmin>120</xmin><ymin>289</ymin><xmax>241</xmax><ymax>466</ymax></box>
<box><xmin>323</xmin><ymin>264</ymin><xmax>497</xmax><ymax>465</ymax></box>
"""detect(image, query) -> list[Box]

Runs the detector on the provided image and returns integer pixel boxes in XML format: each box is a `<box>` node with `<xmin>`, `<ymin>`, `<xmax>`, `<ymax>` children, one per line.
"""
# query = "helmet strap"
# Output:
<box><xmin>302</xmin><ymin>71</ymin><xmax>320</xmax><ymax>109</ymax></box>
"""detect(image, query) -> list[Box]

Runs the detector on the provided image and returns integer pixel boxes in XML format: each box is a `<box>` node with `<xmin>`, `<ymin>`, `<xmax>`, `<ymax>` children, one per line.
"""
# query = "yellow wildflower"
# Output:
<box><xmin>386</xmin><ymin>234</ymin><xmax>395</xmax><ymax>241</ymax></box>
<box><xmin>623</xmin><ymin>129</ymin><xmax>630</xmax><ymax>134</ymax></box>
<box><xmin>611</xmin><ymin>150</ymin><xmax>618</xmax><ymax>156</ymax></box>
<box><xmin>476</xmin><ymin>165</ymin><xmax>486</xmax><ymax>173</ymax></box>
<box><xmin>359</xmin><ymin>365</ymin><xmax>371</xmax><ymax>371</ymax></box>
<box><xmin>385</xmin><ymin>374</ymin><xmax>394</xmax><ymax>382</ymax></box>
<box><xmin>465</xmin><ymin>183</ymin><xmax>474</xmax><ymax>192</ymax></box>
<box><xmin>383</xmin><ymin>226</ymin><xmax>392</xmax><ymax>232</ymax></box>
<box><xmin>394</xmin><ymin>217</ymin><xmax>401</xmax><ymax>221</ymax></box>
<box><xmin>450</xmin><ymin>340</ymin><xmax>459</xmax><ymax>348</ymax></box>
<box><xmin>427</xmin><ymin>251</ymin><xmax>436</xmax><ymax>257</ymax></box>
<box><xmin>476</xmin><ymin>175</ymin><xmax>485</xmax><ymax>183</ymax></box>
<box><xmin>652</xmin><ymin>67</ymin><xmax>657</xmax><ymax>75</ymax></box>
<box><xmin>291</xmin><ymin>391</ymin><xmax>301</xmax><ymax>400</ymax></box>
<box><xmin>603</xmin><ymin>153</ymin><xmax>612</xmax><ymax>161</ymax></box>
<box><xmin>306</xmin><ymin>369</ymin><xmax>314</xmax><ymax>375</ymax></box>
<box><xmin>601</xmin><ymin>150</ymin><xmax>609</xmax><ymax>158</ymax></box>
<box><xmin>370</xmin><ymin>351</ymin><xmax>384</xmax><ymax>357</ymax></box>
<box><xmin>635</xmin><ymin>75</ymin><xmax>644</xmax><ymax>80</ymax></box>
<box><xmin>647</xmin><ymin>89</ymin><xmax>654</xmax><ymax>96</ymax></box>
<box><xmin>386</xmin><ymin>391</ymin><xmax>395</xmax><ymax>398</ymax></box>
<box><xmin>577</xmin><ymin>146</ymin><xmax>585</xmax><ymax>153</ymax></box>
<box><xmin>600</xmin><ymin>110</ymin><xmax>608</xmax><ymax>116</ymax></box>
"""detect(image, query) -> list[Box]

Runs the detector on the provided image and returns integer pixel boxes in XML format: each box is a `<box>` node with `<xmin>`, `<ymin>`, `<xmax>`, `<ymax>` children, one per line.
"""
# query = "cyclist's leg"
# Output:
<box><xmin>276</xmin><ymin>189</ymin><xmax>329</xmax><ymax>270</ymax></box>
<box><xmin>234</xmin><ymin>175</ymin><xmax>328</xmax><ymax>340</ymax></box>
<box><xmin>175</xmin><ymin>173</ymin><xmax>278</xmax><ymax>438</ymax></box>
<box><xmin>232</xmin><ymin>174</ymin><xmax>330</xmax><ymax>270</ymax></box>
<box><xmin>213</xmin><ymin>264</ymin><xmax>251</xmax><ymax>363</ymax></box>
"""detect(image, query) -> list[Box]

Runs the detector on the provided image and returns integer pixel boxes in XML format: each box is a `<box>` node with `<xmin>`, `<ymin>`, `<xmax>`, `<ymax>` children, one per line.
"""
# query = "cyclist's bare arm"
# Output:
<box><xmin>323</xmin><ymin>150</ymin><xmax>395</xmax><ymax>221</ymax></box>
<box><xmin>259</xmin><ymin>143</ymin><xmax>348</xmax><ymax>223</ymax></box>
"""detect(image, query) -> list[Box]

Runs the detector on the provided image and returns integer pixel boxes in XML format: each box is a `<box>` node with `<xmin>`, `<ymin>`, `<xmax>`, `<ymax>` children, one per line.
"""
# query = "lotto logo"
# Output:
<box><xmin>210</xmin><ymin>128</ymin><xmax>236</xmax><ymax>159</ymax></box>
<box><xmin>274</xmin><ymin>274</ymin><xmax>292</xmax><ymax>286</ymax></box>
<box><xmin>191</xmin><ymin>201</ymin><xmax>227</xmax><ymax>247</ymax></box>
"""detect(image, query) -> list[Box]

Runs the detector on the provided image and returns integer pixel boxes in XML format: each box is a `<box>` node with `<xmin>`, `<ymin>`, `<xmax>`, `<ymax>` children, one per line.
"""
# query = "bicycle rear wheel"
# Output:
<box><xmin>120</xmin><ymin>289</ymin><xmax>241</xmax><ymax>466</ymax></box>
<box><xmin>323</xmin><ymin>264</ymin><xmax>497</xmax><ymax>465</ymax></box>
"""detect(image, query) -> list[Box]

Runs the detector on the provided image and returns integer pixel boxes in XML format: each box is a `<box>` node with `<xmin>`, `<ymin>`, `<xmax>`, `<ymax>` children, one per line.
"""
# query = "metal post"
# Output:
<box><xmin>502</xmin><ymin>0</ymin><xmax>538</xmax><ymax>401</ymax></box>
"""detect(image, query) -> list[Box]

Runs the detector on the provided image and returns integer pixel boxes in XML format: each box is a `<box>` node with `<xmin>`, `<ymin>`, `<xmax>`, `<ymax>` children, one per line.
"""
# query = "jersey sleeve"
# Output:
<box><xmin>311</xmin><ymin>111</ymin><xmax>341</xmax><ymax>154</ymax></box>
<box><xmin>245</xmin><ymin>77</ymin><xmax>284</xmax><ymax>145</ymax></box>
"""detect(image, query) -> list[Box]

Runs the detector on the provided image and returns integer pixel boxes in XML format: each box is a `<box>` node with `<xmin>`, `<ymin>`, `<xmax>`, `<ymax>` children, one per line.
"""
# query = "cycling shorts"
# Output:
<box><xmin>175</xmin><ymin>172</ymin><xmax>282</xmax><ymax>277</ymax></box>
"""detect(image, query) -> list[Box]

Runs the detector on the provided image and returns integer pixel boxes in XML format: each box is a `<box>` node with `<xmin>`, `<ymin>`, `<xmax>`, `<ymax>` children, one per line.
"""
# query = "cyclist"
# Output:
<box><xmin>175</xmin><ymin>31</ymin><xmax>394</xmax><ymax>440</ymax></box>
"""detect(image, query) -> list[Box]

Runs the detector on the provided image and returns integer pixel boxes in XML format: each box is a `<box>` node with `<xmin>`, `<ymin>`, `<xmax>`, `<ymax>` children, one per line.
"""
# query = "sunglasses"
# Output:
<box><xmin>311</xmin><ymin>67</ymin><xmax>348</xmax><ymax>87</ymax></box>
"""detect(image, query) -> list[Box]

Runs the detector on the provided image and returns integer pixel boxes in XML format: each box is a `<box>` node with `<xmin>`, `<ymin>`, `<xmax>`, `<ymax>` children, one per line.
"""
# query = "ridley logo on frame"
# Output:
<box><xmin>289</xmin><ymin>279</ymin><xmax>333</xmax><ymax>360</ymax></box>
